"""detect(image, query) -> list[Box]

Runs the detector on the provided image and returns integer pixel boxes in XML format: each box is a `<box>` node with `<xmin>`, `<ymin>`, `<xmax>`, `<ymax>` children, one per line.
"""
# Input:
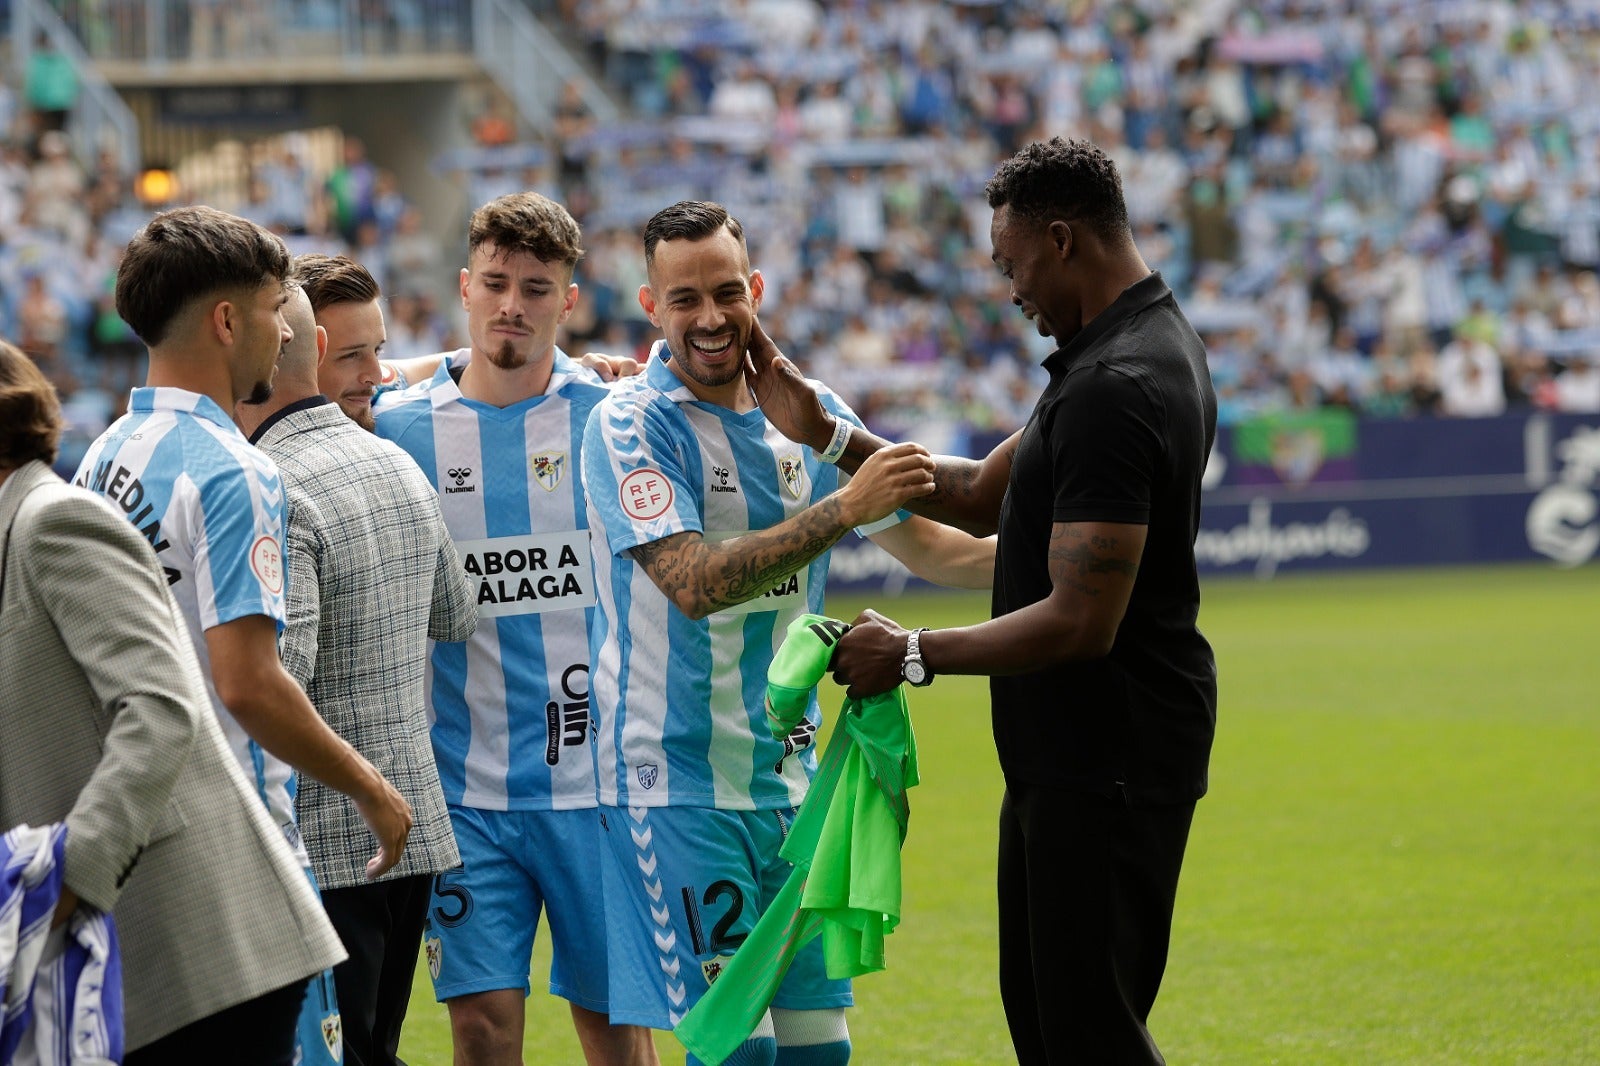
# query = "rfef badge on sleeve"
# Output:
<box><xmin>620</xmin><ymin>467</ymin><xmax>673</xmax><ymax>522</ymax></box>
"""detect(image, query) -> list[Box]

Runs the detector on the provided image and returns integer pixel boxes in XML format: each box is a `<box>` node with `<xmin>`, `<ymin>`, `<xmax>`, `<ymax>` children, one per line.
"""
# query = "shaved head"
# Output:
<box><xmin>282</xmin><ymin>286</ymin><xmax>319</xmax><ymax>372</ymax></box>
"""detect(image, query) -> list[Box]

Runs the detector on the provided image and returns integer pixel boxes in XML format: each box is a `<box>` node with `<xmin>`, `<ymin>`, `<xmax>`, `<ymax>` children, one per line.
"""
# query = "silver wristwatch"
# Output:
<box><xmin>903</xmin><ymin>628</ymin><xmax>933</xmax><ymax>687</ymax></box>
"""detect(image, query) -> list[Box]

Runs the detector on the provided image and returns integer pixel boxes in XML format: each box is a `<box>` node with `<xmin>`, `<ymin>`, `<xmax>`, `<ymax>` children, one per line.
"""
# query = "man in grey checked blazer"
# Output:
<box><xmin>0</xmin><ymin>341</ymin><xmax>348</xmax><ymax>1058</ymax></box>
<box><xmin>236</xmin><ymin>285</ymin><xmax>476</xmax><ymax>1066</ymax></box>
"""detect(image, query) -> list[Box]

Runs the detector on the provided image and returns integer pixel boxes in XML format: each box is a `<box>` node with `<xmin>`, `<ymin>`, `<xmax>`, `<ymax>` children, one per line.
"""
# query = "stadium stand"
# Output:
<box><xmin>7</xmin><ymin>0</ymin><xmax>1600</xmax><ymax>479</ymax></box>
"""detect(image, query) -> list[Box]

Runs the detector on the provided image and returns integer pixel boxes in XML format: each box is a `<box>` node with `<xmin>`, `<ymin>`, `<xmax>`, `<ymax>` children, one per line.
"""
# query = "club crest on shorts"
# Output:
<box><xmin>701</xmin><ymin>953</ymin><xmax>736</xmax><ymax>986</ymax></box>
<box><xmin>321</xmin><ymin>1012</ymin><xmax>343</xmax><ymax>1060</ymax></box>
<box><xmin>531</xmin><ymin>452</ymin><xmax>566</xmax><ymax>492</ymax></box>
<box><xmin>425</xmin><ymin>936</ymin><xmax>442</xmax><ymax>981</ymax></box>
<box><xmin>636</xmin><ymin>763</ymin><xmax>659</xmax><ymax>789</ymax></box>
<box><xmin>777</xmin><ymin>452</ymin><xmax>805</xmax><ymax>500</ymax></box>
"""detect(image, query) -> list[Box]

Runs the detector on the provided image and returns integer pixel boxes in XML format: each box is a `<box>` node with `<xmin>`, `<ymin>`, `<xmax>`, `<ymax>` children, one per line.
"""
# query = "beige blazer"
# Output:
<box><xmin>0</xmin><ymin>461</ymin><xmax>346</xmax><ymax>1051</ymax></box>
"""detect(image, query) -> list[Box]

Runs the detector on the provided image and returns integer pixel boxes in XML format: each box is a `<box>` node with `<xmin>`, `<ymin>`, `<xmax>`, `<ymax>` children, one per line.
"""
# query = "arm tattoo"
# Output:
<box><xmin>629</xmin><ymin>498</ymin><xmax>854</xmax><ymax>618</ymax></box>
<box><xmin>922</xmin><ymin>458</ymin><xmax>981</xmax><ymax>509</ymax></box>
<box><xmin>1048</xmin><ymin>526</ymin><xmax>1140</xmax><ymax>588</ymax></box>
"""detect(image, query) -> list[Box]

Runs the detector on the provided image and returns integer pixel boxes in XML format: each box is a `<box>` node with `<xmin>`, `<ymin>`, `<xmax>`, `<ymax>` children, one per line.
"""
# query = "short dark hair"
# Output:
<box><xmin>293</xmin><ymin>253</ymin><xmax>381</xmax><ymax>313</ymax></box>
<box><xmin>115</xmin><ymin>205</ymin><xmax>290</xmax><ymax>346</ymax></box>
<box><xmin>468</xmin><ymin>192</ymin><xmax>584</xmax><ymax>271</ymax></box>
<box><xmin>984</xmin><ymin>137</ymin><xmax>1130</xmax><ymax>242</ymax></box>
<box><xmin>642</xmin><ymin>201</ymin><xmax>747</xmax><ymax>269</ymax></box>
<box><xmin>0</xmin><ymin>341</ymin><xmax>62</xmax><ymax>468</ymax></box>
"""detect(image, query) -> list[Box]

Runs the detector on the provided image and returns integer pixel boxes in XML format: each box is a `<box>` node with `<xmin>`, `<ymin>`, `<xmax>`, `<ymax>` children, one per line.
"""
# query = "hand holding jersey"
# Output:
<box><xmin>676</xmin><ymin>614</ymin><xmax>920</xmax><ymax>1066</ymax></box>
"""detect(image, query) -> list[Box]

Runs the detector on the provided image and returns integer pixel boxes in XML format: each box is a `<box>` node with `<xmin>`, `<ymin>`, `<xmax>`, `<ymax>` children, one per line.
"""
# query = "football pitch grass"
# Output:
<box><xmin>398</xmin><ymin>563</ymin><xmax>1599</xmax><ymax>1064</ymax></box>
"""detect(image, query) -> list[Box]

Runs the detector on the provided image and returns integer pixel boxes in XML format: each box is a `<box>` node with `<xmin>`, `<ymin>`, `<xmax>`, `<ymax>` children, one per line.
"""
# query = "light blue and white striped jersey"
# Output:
<box><xmin>71</xmin><ymin>388</ymin><xmax>299</xmax><ymax>848</ymax></box>
<box><xmin>583</xmin><ymin>343</ymin><xmax>893</xmax><ymax>811</ymax></box>
<box><xmin>374</xmin><ymin>349</ymin><xmax>608</xmax><ymax>811</ymax></box>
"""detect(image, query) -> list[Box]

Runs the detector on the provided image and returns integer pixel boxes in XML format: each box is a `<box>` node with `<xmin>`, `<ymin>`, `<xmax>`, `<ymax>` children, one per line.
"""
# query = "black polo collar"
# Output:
<box><xmin>1042</xmin><ymin>271</ymin><xmax>1171</xmax><ymax>374</ymax></box>
<box><xmin>247</xmin><ymin>395</ymin><xmax>334</xmax><ymax>445</ymax></box>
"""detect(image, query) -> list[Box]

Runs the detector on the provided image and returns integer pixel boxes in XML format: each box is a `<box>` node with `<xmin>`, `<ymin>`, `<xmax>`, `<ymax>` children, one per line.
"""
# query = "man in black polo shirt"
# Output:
<box><xmin>747</xmin><ymin>136</ymin><xmax>1217</xmax><ymax>1064</ymax></box>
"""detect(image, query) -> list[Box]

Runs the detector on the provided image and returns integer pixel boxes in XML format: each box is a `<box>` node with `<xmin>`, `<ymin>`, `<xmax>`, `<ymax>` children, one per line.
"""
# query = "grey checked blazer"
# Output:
<box><xmin>0</xmin><ymin>461</ymin><xmax>346</xmax><ymax>1050</ymax></box>
<box><xmin>255</xmin><ymin>400</ymin><xmax>475</xmax><ymax>890</ymax></box>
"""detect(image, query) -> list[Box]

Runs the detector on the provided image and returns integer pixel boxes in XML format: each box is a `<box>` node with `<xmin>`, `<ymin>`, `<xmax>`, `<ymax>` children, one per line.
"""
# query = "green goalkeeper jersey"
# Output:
<box><xmin>675</xmin><ymin>614</ymin><xmax>920</xmax><ymax>1064</ymax></box>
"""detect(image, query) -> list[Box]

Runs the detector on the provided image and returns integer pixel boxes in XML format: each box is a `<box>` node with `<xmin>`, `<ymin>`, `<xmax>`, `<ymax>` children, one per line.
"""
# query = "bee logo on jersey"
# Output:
<box><xmin>321</xmin><ymin>1013</ymin><xmax>343</xmax><ymax>1060</ymax></box>
<box><xmin>778</xmin><ymin>452</ymin><xmax>805</xmax><ymax>500</ymax></box>
<box><xmin>701</xmin><ymin>953</ymin><xmax>736</xmax><ymax>986</ymax></box>
<box><xmin>425</xmin><ymin>936</ymin><xmax>442</xmax><ymax>981</ymax></box>
<box><xmin>531</xmin><ymin>452</ymin><xmax>566</xmax><ymax>492</ymax></box>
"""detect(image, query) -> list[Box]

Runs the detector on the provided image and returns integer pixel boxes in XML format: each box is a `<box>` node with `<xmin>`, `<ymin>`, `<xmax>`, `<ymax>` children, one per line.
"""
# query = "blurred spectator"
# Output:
<box><xmin>1554</xmin><ymin>356</ymin><xmax>1600</xmax><ymax>413</ymax></box>
<box><xmin>325</xmin><ymin>137</ymin><xmax>376</xmax><ymax>243</ymax></box>
<box><xmin>17</xmin><ymin>273</ymin><xmax>68</xmax><ymax>369</ymax></box>
<box><xmin>23</xmin><ymin>32</ymin><xmax>78</xmax><ymax>141</ymax></box>
<box><xmin>1436</xmin><ymin>330</ymin><xmax>1507</xmax><ymax>417</ymax></box>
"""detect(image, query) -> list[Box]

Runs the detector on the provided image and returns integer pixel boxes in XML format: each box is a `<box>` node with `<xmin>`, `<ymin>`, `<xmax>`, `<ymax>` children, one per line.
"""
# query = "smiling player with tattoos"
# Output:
<box><xmin>748</xmin><ymin>139</ymin><xmax>1220</xmax><ymax>1066</ymax></box>
<box><xmin>582</xmin><ymin>200</ymin><xmax>994</xmax><ymax>1066</ymax></box>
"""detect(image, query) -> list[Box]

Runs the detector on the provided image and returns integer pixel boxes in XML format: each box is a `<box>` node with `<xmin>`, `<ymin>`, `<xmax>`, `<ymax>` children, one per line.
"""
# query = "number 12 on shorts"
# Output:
<box><xmin>681</xmin><ymin>879</ymin><xmax>749</xmax><ymax>957</ymax></box>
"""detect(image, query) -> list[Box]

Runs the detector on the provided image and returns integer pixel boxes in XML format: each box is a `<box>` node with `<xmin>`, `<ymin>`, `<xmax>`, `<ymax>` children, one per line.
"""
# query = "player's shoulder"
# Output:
<box><xmin>550</xmin><ymin>354</ymin><xmax>613</xmax><ymax>409</ymax></box>
<box><xmin>177</xmin><ymin>412</ymin><xmax>281</xmax><ymax>491</ymax></box>
<box><xmin>373</xmin><ymin>377</ymin><xmax>441</xmax><ymax>438</ymax></box>
<box><xmin>593</xmin><ymin>370</ymin><xmax>674</xmax><ymax>422</ymax></box>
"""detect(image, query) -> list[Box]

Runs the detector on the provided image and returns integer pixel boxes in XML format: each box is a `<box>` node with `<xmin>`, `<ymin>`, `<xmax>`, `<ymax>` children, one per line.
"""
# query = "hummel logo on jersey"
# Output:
<box><xmin>445</xmin><ymin>466</ymin><xmax>477</xmax><ymax>494</ymax></box>
<box><xmin>710</xmin><ymin>464</ymin><xmax>738</xmax><ymax>494</ymax></box>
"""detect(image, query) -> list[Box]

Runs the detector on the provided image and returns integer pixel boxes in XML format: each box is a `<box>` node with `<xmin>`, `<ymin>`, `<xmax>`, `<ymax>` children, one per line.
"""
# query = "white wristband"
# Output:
<box><xmin>815</xmin><ymin>419</ymin><xmax>852</xmax><ymax>464</ymax></box>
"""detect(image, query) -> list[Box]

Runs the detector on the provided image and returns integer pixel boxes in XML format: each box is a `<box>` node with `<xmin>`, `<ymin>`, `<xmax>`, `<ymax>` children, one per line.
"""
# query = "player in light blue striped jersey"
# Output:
<box><xmin>584</xmin><ymin>201</ymin><xmax>995</xmax><ymax>1066</ymax></box>
<box><xmin>73</xmin><ymin>205</ymin><xmax>413</xmax><ymax>1066</ymax></box>
<box><xmin>373</xmin><ymin>193</ymin><xmax>657</xmax><ymax>1066</ymax></box>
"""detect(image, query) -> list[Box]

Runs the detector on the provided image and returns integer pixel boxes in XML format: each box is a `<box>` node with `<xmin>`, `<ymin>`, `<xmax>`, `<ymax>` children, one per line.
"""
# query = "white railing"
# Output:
<box><xmin>472</xmin><ymin>0</ymin><xmax>617</xmax><ymax>136</ymax></box>
<box><xmin>10</xmin><ymin>0</ymin><xmax>140</xmax><ymax>174</ymax></box>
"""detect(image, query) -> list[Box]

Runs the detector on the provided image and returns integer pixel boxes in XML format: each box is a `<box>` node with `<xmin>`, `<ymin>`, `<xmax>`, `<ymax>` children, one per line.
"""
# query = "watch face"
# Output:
<box><xmin>904</xmin><ymin>660</ymin><xmax>928</xmax><ymax>685</ymax></box>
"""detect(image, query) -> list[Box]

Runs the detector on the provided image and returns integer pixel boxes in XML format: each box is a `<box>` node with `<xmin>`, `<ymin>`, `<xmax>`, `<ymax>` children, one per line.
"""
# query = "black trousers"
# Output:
<box><xmin>320</xmin><ymin>873</ymin><xmax>435</xmax><ymax>1066</ymax></box>
<box><xmin>126</xmin><ymin>976</ymin><xmax>308</xmax><ymax>1066</ymax></box>
<box><xmin>997</xmin><ymin>779</ymin><xmax>1196</xmax><ymax>1066</ymax></box>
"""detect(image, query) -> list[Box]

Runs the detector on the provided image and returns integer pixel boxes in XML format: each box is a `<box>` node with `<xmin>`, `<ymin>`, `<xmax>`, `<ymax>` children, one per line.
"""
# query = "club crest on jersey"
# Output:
<box><xmin>321</xmin><ymin>1012</ymin><xmax>343</xmax><ymax>1060</ymax></box>
<box><xmin>778</xmin><ymin>452</ymin><xmax>805</xmax><ymax>500</ymax></box>
<box><xmin>701</xmin><ymin>953</ymin><xmax>736</xmax><ymax>986</ymax></box>
<box><xmin>637</xmin><ymin>763</ymin><xmax>659</xmax><ymax>790</ymax></box>
<box><xmin>425</xmin><ymin>937</ymin><xmax>442</xmax><ymax>981</ymax></box>
<box><xmin>531</xmin><ymin>452</ymin><xmax>566</xmax><ymax>492</ymax></box>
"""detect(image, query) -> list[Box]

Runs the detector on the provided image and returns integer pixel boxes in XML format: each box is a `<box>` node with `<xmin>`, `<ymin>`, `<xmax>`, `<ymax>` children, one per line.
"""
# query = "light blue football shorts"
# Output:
<box><xmin>598</xmin><ymin>804</ymin><xmax>853</xmax><ymax>1030</ymax></box>
<box><xmin>422</xmin><ymin>805</ymin><xmax>609</xmax><ymax>1012</ymax></box>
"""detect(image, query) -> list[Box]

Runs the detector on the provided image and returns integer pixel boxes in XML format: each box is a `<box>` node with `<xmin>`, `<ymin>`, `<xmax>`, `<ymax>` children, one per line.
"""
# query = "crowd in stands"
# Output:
<box><xmin>550</xmin><ymin>0</ymin><xmax>1600</xmax><ymax>436</ymax></box>
<box><xmin>7</xmin><ymin>0</ymin><xmax>1600</xmax><ymax>471</ymax></box>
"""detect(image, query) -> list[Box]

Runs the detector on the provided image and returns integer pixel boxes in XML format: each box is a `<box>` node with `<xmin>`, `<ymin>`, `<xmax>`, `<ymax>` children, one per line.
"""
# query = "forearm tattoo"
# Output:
<box><xmin>630</xmin><ymin>498</ymin><xmax>853</xmax><ymax>617</ymax></box>
<box><xmin>923</xmin><ymin>457</ymin><xmax>982</xmax><ymax>510</ymax></box>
